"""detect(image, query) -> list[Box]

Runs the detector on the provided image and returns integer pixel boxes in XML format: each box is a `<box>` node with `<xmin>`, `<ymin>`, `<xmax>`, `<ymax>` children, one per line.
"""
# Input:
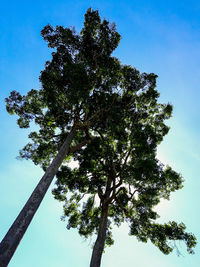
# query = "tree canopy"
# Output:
<box><xmin>53</xmin><ymin>67</ymin><xmax>196</xmax><ymax>265</ymax></box>
<box><xmin>50</xmin><ymin>9</ymin><xmax>196</xmax><ymax>267</ymax></box>
<box><xmin>5</xmin><ymin>8</ymin><xmax>122</xmax><ymax>169</ymax></box>
<box><xmin>2</xmin><ymin>8</ymin><xmax>196</xmax><ymax>267</ymax></box>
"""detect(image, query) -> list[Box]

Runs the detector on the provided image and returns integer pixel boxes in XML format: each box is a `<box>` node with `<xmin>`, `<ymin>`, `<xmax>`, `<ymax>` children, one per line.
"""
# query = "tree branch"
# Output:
<box><xmin>114</xmin><ymin>196</ymin><xmax>131</xmax><ymax>218</ymax></box>
<box><xmin>118</xmin><ymin>140</ymin><xmax>133</xmax><ymax>176</ymax></box>
<box><xmin>69</xmin><ymin>138</ymin><xmax>91</xmax><ymax>154</ymax></box>
<box><xmin>98</xmin><ymin>187</ymin><xmax>104</xmax><ymax>200</ymax></box>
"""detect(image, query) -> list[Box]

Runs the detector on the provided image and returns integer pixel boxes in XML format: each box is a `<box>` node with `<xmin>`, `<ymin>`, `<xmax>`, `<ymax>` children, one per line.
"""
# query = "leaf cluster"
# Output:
<box><xmin>53</xmin><ymin>50</ymin><xmax>196</xmax><ymax>254</ymax></box>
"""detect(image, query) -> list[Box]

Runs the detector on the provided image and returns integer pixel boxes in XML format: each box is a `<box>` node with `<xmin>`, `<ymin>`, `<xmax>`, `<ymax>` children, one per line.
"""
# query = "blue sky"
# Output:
<box><xmin>1</xmin><ymin>0</ymin><xmax>200</xmax><ymax>266</ymax></box>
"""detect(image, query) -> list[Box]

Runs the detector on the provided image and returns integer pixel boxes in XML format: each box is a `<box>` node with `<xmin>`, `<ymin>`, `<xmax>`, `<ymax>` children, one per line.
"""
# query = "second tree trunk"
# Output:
<box><xmin>90</xmin><ymin>203</ymin><xmax>109</xmax><ymax>267</ymax></box>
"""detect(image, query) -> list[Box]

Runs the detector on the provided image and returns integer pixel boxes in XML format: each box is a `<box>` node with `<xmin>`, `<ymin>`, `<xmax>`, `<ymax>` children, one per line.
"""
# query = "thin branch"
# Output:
<box><xmin>95</xmin><ymin>129</ymin><xmax>106</xmax><ymax>142</ymax></box>
<box><xmin>109</xmin><ymin>178</ymin><xmax>122</xmax><ymax>193</ymax></box>
<box><xmin>114</xmin><ymin>196</ymin><xmax>131</xmax><ymax>218</ymax></box>
<box><xmin>98</xmin><ymin>187</ymin><xmax>104</xmax><ymax>200</ymax></box>
<box><xmin>118</xmin><ymin>140</ymin><xmax>133</xmax><ymax>177</ymax></box>
<box><xmin>128</xmin><ymin>184</ymin><xmax>134</xmax><ymax>200</ymax></box>
<box><xmin>69</xmin><ymin>139</ymin><xmax>91</xmax><ymax>154</ymax></box>
<box><xmin>78</xmin><ymin>193</ymin><xmax>87</xmax><ymax>203</ymax></box>
<box><xmin>107</xmin><ymin>163</ymin><xmax>117</xmax><ymax>203</ymax></box>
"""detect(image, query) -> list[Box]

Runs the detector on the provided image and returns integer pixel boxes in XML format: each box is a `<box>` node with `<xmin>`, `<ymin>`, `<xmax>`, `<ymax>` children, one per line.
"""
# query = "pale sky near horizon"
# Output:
<box><xmin>1</xmin><ymin>0</ymin><xmax>200</xmax><ymax>266</ymax></box>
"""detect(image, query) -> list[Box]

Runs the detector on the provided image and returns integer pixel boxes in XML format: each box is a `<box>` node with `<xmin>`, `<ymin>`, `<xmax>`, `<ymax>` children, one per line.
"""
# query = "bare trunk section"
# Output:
<box><xmin>0</xmin><ymin>129</ymin><xmax>76</xmax><ymax>266</ymax></box>
<box><xmin>90</xmin><ymin>204</ymin><xmax>109</xmax><ymax>267</ymax></box>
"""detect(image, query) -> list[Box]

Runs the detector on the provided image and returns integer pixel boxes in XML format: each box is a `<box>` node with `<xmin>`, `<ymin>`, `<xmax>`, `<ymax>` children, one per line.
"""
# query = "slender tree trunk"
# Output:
<box><xmin>0</xmin><ymin>128</ymin><xmax>77</xmax><ymax>267</ymax></box>
<box><xmin>90</xmin><ymin>203</ymin><xmax>109</xmax><ymax>267</ymax></box>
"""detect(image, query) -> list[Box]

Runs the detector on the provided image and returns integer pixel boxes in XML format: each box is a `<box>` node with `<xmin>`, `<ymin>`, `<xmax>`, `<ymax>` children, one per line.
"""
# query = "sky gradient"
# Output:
<box><xmin>1</xmin><ymin>0</ymin><xmax>200</xmax><ymax>266</ymax></box>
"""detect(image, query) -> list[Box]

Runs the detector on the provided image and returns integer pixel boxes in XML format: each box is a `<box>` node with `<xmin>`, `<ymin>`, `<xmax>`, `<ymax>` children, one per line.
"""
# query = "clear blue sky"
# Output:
<box><xmin>1</xmin><ymin>0</ymin><xmax>200</xmax><ymax>266</ymax></box>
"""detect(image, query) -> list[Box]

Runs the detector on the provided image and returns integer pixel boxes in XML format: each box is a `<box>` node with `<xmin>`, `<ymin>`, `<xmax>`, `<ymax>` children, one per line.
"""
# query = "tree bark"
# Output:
<box><xmin>90</xmin><ymin>203</ymin><xmax>109</xmax><ymax>267</ymax></box>
<box><xmin>0</xmin><ymin>128</ymin><xmax>77</xmax><ymax>267</ymax></box>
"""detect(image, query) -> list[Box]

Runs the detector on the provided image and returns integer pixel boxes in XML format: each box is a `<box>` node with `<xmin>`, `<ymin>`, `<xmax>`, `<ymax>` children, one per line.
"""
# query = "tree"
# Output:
<box><xmin>0</xmin><ymin>9</ymin><xmax>122</xmax><ymax>266</ymax></box>
<box><xmin>53</xmin><ymin>65</ymin><xmax>197</xmax><ymax>266</ymax></box>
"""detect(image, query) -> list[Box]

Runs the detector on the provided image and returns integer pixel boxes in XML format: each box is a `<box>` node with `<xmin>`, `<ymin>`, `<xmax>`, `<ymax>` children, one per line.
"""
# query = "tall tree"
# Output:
<box><xmin>0</xmin><ymin>9</ymin><xmax>122</xmax><ymax>266</ymax></box>
<box><xmin>53</xmin><ymin>65</ymin><xmax>197</xmax><ymax>267</ymax></box>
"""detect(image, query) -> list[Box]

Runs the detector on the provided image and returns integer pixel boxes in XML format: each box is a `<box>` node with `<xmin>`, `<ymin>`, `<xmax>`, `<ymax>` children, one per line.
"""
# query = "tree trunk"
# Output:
<box><xmin>0</xmin><ymin>128</ymin><xmax>77</xmax><ymax>267</ymax></box>
<box><xmin>90</xmin><ymin>203</ymin><xmax>109</xmax><ymax>267</ymax></box>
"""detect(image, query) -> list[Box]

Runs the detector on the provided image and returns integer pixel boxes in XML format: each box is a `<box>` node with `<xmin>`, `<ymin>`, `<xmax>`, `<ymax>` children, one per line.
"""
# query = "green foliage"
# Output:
<box><xmin>51</xmin><ymin>9</ymin><xmax>196</xmax><ymax>256</ymax></box>
<box><xmin>54</xmin><ymin>98</ymin><xmax>196</xmax><ymax>253</ymax></box>
<box><xmin>5</xmin><ymin>8</ymin><xmax>122</xmax><ymax>169</ymax></box>
<box><xmin>6</xmin><ymin>7</ymin><xmax>196</xmax><ymax>257</ymax></box>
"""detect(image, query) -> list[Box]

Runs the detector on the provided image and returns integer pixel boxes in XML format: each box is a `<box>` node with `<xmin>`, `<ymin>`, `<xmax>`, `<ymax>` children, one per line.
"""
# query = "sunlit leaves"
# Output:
<box><xmin>129</xmin><ymin>221</ymin><xmax>197</xmax><ymax>255</ymax></box>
